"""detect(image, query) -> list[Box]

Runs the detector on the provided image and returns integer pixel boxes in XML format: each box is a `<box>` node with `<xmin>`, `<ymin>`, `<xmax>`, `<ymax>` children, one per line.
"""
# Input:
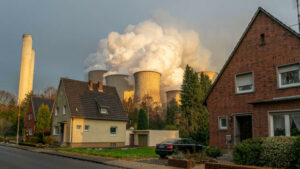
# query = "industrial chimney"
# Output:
<box><xmin>18</xmin><ymin>34</ymin><xmax>35</xmax><ymax>105</ymax></box>
<box><xmin>88</xmin><ymin>70</ymin><xmax>107</xmax><ymax>83</ymax></box>
<box><xmin>198</xmin><ymin>71</ymin><xmax>218</xmax><ymax>83</ymax></box>
<box><xmin>105</xmin><ymin>74</ymin><xmax>132</xmax><ymax>101</ymax></box>
<box><xmin>166</xmin><ymin>90</ymin><xmax>181</xmax><ymax>105</ymax></box>
<box><xmin>134</xmin><ymin>71</ymin><xmax>161</xmax><ymax>106</ymax></box>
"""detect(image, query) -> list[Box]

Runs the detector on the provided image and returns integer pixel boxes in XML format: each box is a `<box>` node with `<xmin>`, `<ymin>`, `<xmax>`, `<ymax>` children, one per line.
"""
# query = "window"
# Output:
<box><xmin>270</xmin><ymin>112</ymin><xmax>300</xmax><ymax>136</ymax></box>
<box><xmin>235</xmin><ymin>72</ymin><xmax>254</xmax><ymax>93</ymax></box>
<box><xmin>29</xmin><ymin>128</ymin><xmax>33</xmax><ymax>135</ymax></box>
<box><xmin>219</xmin><ymin>116</ymin><xmax>228</xmax><ymax>130</ymax></box>
<box><xmin>260</xmin><ymin>33</ymin><xmax>265</xmax><ymax>45</ymax></box>
<box><xmin>101</xmin><ymin>108</ymin><xmax>108</xmax><ymax>114</ymax></box>
<box><xmin>28</xmin><ymin>114</ymin><xmax>32</xmax><ymax>120</ymax></box>
<box><xmin>110</xmin><ymin>127</ymin><xmax>117</xmax><ymax>136</ymax></box>
<box><xmin>76</xmin><ymin>125</ymin><xmax>82</xmax><ymax>131</ymax></box>
<box><xmin>278</xmin><ymin>63</ymin><xmax>300</xmax><ymax>88</ymax></box>
<box><xmin>84</xmin><ymin>125</ymin><xmax>90</xmax><ymax>131</ymax></box>
<box><xmin>55</xmin><ymin>107</ymin><xmax>59</xmax><ymax>116</ymax></box>
<box><xmin>53</xmin><ymin>126</ymin><xmax>59</xmax><ymax>135</ymax></box>
<box><xmin>63</xmin><ymin>105</ymin><xmax>66</xmax><ymax>115</ymax></box>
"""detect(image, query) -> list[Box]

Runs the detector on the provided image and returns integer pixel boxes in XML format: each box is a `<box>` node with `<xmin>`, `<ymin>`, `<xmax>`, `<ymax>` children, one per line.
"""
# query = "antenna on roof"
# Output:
<box><xmin>297</xmin><ymin>0</ymin><xmax>300</xmax><ymax>32</ymax></box>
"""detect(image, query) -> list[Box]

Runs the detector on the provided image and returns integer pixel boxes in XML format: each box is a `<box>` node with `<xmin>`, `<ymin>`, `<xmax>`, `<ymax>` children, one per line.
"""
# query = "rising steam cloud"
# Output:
<box><xmin>84</xmin><ymin>12</ymin><xmax>211</xmax><ymax>90</ymax></box>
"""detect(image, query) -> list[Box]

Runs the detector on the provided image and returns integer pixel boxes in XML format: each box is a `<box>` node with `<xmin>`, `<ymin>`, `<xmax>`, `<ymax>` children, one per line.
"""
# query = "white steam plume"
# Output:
<box><xmin>84</xmin><ymin>12</ymin><xmax>211</xmax><ymax>90</ymax></box>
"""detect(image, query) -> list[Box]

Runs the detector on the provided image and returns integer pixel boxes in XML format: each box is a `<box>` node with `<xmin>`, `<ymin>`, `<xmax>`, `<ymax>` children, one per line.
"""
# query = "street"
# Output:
<box><xmin>0</xmin><ymin>146</ymin><xmax>119</xmax><ymax>169</ymax></box>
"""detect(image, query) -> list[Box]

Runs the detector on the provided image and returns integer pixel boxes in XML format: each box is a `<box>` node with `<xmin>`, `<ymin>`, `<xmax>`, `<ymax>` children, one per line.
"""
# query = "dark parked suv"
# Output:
<box><xmin>155</xmin><ymin>138</ymin><xmax>204</xmax><ymax>158</ymax></box>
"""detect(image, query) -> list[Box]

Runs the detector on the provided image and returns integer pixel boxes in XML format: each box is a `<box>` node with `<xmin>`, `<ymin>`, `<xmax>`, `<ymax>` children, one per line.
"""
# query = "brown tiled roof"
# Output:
<box><xmin>31</xmin><ymin>96</ymin><xmax>54</xmax><ymax>121</ymax></box>
<box><xmin>61</xmin><ymin>78</ymin><xmax>128</xmax><ymax>121</ymax></box>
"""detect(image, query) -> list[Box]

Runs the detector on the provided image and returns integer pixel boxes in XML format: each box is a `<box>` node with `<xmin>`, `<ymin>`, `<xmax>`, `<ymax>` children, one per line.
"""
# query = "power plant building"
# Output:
<box><xmin>88</xmin><ymin>70</ymin><xmax>107</xmax><ymax>83</ymax></box>
<box><xmin>166</xmin><ymin>90</ymin><xmax>181</xmax><ymax>105</ymax></box>
<box><xmin>105</xmin><ymin>74</ymin><xmax>132</xmax><ymax>101</ymax></box>
<box><xmin>134</xmin><ymin>71</ymin><xmax>161</xmax><ymax>106</ymax></box>
<box><xmin>18</xmin><ymin>34</ymin><xmax>35</xmax><ymax>105</ymax></box>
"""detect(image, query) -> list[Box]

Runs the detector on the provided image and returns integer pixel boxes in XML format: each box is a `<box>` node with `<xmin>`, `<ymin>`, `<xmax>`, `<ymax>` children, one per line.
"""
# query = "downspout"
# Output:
<box><xmin>70</xmin><ymin>117</ymin><xmax>73</xmax><ymax>146</ymax></box>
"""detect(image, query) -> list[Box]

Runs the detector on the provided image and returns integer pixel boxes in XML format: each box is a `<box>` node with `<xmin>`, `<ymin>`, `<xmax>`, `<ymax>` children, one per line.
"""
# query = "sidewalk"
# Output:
<box><xmin>0</xmin><ymin>143</ymin><xmax>204</xmax><ymax>169</ymax></box>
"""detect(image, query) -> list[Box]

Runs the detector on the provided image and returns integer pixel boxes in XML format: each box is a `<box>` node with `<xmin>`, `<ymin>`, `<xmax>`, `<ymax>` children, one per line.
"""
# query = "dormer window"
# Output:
<box><xmin>101</xmin><ymin>108</ymin><xmax>108</xmax><ymax>114</ymax></box>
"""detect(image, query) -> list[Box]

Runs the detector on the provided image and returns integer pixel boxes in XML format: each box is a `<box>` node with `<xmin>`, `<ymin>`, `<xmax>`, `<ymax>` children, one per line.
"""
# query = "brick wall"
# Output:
<box><xmin>24</xmin><ymin>99</ymin><xmax>35</xmax><ymax>141</ymax></box>
<box><xmin>206</xmin><ymin>11</ymin><xmax>300</xmax><ymax>148</ymax></box>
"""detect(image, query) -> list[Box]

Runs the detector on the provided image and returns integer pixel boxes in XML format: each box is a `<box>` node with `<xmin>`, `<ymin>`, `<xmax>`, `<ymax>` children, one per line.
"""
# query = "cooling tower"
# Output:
<box><xmin>166</xmin><ymin>90</ymin><xmax>181</xmax><ymax>105</ymax></box>
<box><xmin>18</xmin><ymin>34</ymin><xmax>35</xmax><ymax>105</ymax></box>
<box><xmin>198</xmin><ymin>71</ymin><xmax>218</xmax><ymax>82</ymax></box>
<box><xmin>88</xmin><ymin>70</ymin><xmax>107</xmax><ymax>83</ymax></box>
<box><xmin>134</xmin><ymin>71</ymin><xmax>161</xmax><ymax>105</ymax></box>
<box><xmin>105</xmin><ymin>74</ymin><xmax>132</xmax><ymax>101</ymax></box>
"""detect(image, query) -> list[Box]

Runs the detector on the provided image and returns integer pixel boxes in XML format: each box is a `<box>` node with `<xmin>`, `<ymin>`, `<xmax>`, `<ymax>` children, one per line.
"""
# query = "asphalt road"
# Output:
<box><xmin>0</xmin><ymin>145</ymin><xmax>119</xmax><ymax>169</ymax></box>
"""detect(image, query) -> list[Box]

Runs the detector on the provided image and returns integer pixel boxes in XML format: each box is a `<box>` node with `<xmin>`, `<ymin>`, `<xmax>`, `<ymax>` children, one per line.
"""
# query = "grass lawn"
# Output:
<box><xmin>56</xmin><ymin>147</ymin><xmax>159</xmax><ymax>158</ymax></box>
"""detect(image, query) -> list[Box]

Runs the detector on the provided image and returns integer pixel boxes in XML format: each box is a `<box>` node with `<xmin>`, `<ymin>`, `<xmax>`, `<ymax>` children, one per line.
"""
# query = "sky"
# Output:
<box><xmin>0</xmin><ymin>0</ymin><xmax>299</xmax><ymax>96</ymax></box>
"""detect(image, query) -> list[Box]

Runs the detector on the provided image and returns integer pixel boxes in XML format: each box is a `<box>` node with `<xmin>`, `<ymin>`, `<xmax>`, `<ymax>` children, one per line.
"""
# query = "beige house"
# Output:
<box><xmin>51</xmin><ymin>78</ymin><xmax>128</xmax><ymax>148</ymax></box>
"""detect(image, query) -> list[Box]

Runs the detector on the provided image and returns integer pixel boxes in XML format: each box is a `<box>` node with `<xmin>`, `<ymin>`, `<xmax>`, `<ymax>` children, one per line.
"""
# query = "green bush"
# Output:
<box><xmin>30</xmin><ymin>136</ymin><xmax>41</xmax><ymax>144</ymax></box>
<box><xmin>43</xmin><ymin>136</ymin><xmax>55</xmax><ymax>146</ymax></box>
<box><xmin>205</xmin><ymin>146</ymin><xmax>220</xmax><ymax>158</ymax></box>
<box><xmin>233</xmin><ymin>138</ymin><xmax>263</xmax><ymax>165</ymax></box>
<box><xmin>290</xmin><ymin>136</ymin><xmax>300</xmax><ymax>169</ymax></box>
<box><xmin>163</xmin><ymin>125</ymin><xmax>177</xmax><ymax>130</ymax></box>
<box><xmin>260</xmin><ymin>136</ymin><xmax>296</xmax><ymax>168</ymax></box>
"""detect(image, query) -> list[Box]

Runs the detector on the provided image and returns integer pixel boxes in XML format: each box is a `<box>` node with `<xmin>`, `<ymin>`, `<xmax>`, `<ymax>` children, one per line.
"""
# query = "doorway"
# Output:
<box><xmin>234</xmin><ymin>114</ymin><xmax>253</xmax><ymax>144</ymax></box>
<box><xmin>130</xmin><ymin>134</ymin><xmax>134</xmax><ymax>146</ymax></box>
<box><xmin>60</xmin><ymin>123</ymin><xmax>65</xmax><ymax>144</ymax></box>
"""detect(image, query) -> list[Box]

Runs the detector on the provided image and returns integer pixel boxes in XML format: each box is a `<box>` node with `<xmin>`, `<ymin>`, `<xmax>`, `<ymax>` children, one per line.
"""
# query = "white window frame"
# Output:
<box><xmin>101</xmin><ymin>108</ymin><xmax>108</xmax><ymax>114</ymax></box>
<box><xmin>76</xmin><ymin>125</ymin><xmax>82</xmax><ymax>131</ymax></box>
<box><xmin>110</xmin><ymin>126</ymin><xmax>117</xmax><ymax>136</ymax></box>
<box><xmin>29</xmin><ymin>128</ymin><xmax>33</xmax><ymax>135</ymax></box>
<box><xmin>277</xmin><ymin>63</ymin><xmax>300</xmax><ymax>88</ymax></box>
<box><xmin>84</xmin><ymin>125</ymin><xmax>90</xmax><ymax>132</ymax></box>
<box><xmin>269</xmin><ymin>110</ymin><xmax>300</xmax><ymax>137</ymax></box>
<box><xmin>53</xmin><ymin>126</ymin><xmax>59</xmax><ymax>135</ymax></box>
<box><xmin>55</xmin><ymin>107</ymin><xmax>59</xmax><ymax>116</ymax></box>
<box><xmin>218</xmin><ymin>116</ymin><xmax>228</xmax><ymax>130</ymax></box>
<box><xmin>28</xmin><ymin>114</ymin><xmax>32</xmax><ymax>120</ymax></box>
<box><xmin>63</xmin><ymin>105</ymin><xmax>66</xmax><ymax>115</ymax></box>
<box><xmin>235</xmin><ymin>72</ymin><xmax>254</xmax><ymax>94</ymax></box>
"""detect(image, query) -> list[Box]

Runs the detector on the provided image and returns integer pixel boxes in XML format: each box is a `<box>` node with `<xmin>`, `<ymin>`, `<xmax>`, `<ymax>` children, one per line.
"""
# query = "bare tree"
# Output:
<box><xmin>0</xmin><ymin>90</ymin><xmax>16</xmax><ymax>106</ymax></box>
<box><xmin>43</xmin><ymin>87</ymin><xmax>57</xmax><ymax>99</ymax></box>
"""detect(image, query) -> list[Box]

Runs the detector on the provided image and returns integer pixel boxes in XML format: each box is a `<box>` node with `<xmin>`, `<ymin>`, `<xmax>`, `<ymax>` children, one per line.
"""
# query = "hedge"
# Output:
<box><xmin>233</xmin><ymin>136</ymin><xmax>300</xmax><ymax>169</ymax></box>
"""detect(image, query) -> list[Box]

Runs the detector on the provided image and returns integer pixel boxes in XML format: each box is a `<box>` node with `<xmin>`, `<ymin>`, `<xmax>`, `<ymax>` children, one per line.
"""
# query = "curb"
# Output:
<box><xmin>0</xmin><ymin>143</ymin><xmax>129</xmax><ymax>169</ymax></box>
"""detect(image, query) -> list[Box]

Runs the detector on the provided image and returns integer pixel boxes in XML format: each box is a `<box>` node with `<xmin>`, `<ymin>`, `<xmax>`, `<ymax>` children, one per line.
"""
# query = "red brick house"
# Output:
<box><xmin>204</xmin><ymin>7</ymin><xmax>300</xmax><ymax>149</ymax></box>
<box><xmin>24</xmin><ymin>96</ymin><xmax>54</xmax><ymax>141</ymax></box>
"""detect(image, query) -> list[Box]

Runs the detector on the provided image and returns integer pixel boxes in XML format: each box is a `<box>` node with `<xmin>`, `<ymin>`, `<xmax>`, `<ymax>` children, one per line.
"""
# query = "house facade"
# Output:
<box><xmin>24</xmin><ymin>96</ymin><xmax>54</xmax><ymax>141</ymax></box>
<box><xmin>51</xmin><ymin>78</ymin><xmax>128</xmax><ymax>148</ymax></box>
<box><xmin>204</xmin><ymin>8</ymin><xmax>300</xmax><ymax>149</ymax></box>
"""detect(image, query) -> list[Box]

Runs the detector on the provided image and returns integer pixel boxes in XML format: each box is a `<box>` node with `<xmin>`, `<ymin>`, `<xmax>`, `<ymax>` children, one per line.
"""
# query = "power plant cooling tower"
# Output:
<box><xmin>166</xmin><ymin>90</ymin><xmax>181</xmax><ymax>105</ymax></box>
<box><xmin>198</xmin><ymin>71</ymin><xmax>218</xmax><ymax>82</ymax></box>
<box><xmin>105</xmin><ymin>74</ymin><xmax>132</xmax><ymax>101</ymax></box>
<box><xmin>134</xmin><ymin>71</ymin><xmax>161</xmax><ymax>105</ymax></box>
<box><xmin>88</xmin><ymin>70</ymin><xmax>107</xmax><ymax>83</ymax></box>
<box><xmin>18</xmin><ymin>34</ymin><xmax>35</xmax><ymax>105</ymax></box>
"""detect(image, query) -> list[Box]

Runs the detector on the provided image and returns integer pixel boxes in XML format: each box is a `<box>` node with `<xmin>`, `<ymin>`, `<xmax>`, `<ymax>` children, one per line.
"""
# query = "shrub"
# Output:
<box><xmin>205</xmin><ymin>146</ymin><xmax>220</xmax><ymax>158</ymax></box>
<box><xmin>30</xmin><ymin>136</ymin><xmax>41</xmax><ymax>144</ymax></box>
<box><xmin>233</xmin><ymin>138</ymin><xmax>263</xmax><ymax>165</ymax></box>
<box><xmin>43</xmin><ymin>136</ymin><xmax>55</xmax><ymax>146</ymax></box>
<box><xmin>290</xmin><ymin>136</ymin><xmax>300</xmax><ymax>169</ymax></box>
<box><xmin>163</xmin><ymin>125</ymin><xmax>177</xmax><ymax>130</ymax></box>
<box><xmin>259</xmin><ymin>136</ymin><xmax>296</xmax><ymax>168</ymax></box>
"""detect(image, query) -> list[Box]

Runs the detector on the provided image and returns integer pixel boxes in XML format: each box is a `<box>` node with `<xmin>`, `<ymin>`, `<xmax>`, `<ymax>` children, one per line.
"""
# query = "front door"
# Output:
<box><xmin>130</xmin><ymin>134</ymin><xmax>134</xmax><ymax>146</ymax></box>
<box><xmin>234</xmin><ymin>115</ymin><xmax>253</xmax><ymax>144</ymax></box>
<box><xmin>60</xmin><ymin>123</ymin><xmax>65</xmax><ymax>144</ymax></box>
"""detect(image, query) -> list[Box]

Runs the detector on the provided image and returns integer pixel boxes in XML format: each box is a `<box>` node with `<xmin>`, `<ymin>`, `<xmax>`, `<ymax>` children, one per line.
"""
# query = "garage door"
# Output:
<box><xmin>138</xmin><ymin>134</ymin><xmax>148</xmax><ymax>147</ymax></box>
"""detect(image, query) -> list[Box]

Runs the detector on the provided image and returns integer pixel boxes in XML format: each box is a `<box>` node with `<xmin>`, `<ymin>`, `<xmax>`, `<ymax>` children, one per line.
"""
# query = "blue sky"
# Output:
<box><xmin>0</xmin><ymin>0</ymin><xmax>298</xmax><ymax>95</ymax></box>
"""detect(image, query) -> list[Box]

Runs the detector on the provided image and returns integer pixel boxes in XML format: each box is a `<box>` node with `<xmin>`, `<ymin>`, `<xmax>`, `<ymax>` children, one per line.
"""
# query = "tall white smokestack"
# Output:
<box><xmin>18</xmin><ymin>34</ymin><xmax>35</xmax><ymax>105</ymax></box>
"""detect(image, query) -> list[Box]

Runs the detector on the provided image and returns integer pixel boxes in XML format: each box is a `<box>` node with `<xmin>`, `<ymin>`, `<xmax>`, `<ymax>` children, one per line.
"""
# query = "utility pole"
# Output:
<box><xmin>297</xmin><ymin>0</ymin><xmax>300</xmax><ymax>32</ymax></box>
<box><xmin>16</xmin><ymin>104</ymin><xmax>21</xmax><ymax>144</ymax></box>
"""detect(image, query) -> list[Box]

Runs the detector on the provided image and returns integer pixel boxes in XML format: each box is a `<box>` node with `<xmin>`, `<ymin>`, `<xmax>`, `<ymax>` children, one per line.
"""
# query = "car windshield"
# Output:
<box><xmin>161</xmin><ymin>139</ymin><xmax>180</xmax><ymax>144</ymax></box>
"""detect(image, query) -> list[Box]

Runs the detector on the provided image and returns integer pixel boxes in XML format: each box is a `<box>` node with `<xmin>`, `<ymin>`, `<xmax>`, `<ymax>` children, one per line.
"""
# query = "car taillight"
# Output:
<box><xmin>167</xmin><ymin>145</ymin><xmax>173</xmax><ymax>149</ymax></box>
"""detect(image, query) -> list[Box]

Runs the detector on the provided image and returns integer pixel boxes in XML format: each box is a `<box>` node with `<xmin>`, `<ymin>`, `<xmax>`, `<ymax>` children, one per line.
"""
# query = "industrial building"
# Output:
<box><xmin>18</xmin><ymin>34</ymin><xmax>35</xmax><ymax>105</ymax></box>
<box><xmin>88</xmin><ymin>70</ymin><xmax>107</xmax><ymax>83</ymax></box>
<box><xmin>105</xmin><ymin>74</ymin><xmax>133</xmax><ymax>101</ymax></box>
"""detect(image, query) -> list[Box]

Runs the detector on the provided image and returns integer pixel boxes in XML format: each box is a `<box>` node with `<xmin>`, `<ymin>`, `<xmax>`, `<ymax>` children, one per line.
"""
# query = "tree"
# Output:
<box><xmin>43</xmin><ymin>87</ymin><xmax>57</xmax><ymax>99</ymax></box>
<box><xmin>0</xmin><ymin>90</ymin><xmax>16</xmax><ymax>106</ymax></box>
<box><xmin>128</xmin><ymin>108</ymin><xmax>139</xmax><ymax>129</ymax></box>
<box><xmin>137</xmin><ymin>109</ymin><xmax>148</xmax><ymax>130</ymax></box>
<box><xmin>166</xmin><ymin>99</ymin><xmax>179</xmax><ymax>126</ymax></box>
<box><xmin>36</xmin><ymin>104</ymin><xmax>51</xmax><ymax>137</ymax></box>
<box><xmin>0</xmin><ymin>118</ymin><xmax>11</xmax><ymax>137</ymax></box>
<box><xmin>179</xmin><ymin>65</ymin><xmax>211</xmax><ymax>144</ymax></box>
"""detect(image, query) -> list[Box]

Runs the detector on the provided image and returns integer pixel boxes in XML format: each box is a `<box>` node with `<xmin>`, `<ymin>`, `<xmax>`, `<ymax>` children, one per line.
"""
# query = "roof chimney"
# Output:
<box><xmin>98</xmin><ymin>82</ymin><xmax>103</xmax><ymax>92</ymax></box>
<box><xmin>89</xmin><ymin>80</ymin><xmax>93</xmax><ymax>91</ymax></box>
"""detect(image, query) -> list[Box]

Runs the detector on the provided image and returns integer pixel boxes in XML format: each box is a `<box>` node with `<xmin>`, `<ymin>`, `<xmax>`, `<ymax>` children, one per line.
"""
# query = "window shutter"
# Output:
<box><xmin>236</xmin><ymin>73</ymin><xmax>253</xmax><ymax>86</ymax></box>
<box><xmin>278</xmin><ymin>64</ymin><xmax>300</xmax><ymax>73</ymax></box>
